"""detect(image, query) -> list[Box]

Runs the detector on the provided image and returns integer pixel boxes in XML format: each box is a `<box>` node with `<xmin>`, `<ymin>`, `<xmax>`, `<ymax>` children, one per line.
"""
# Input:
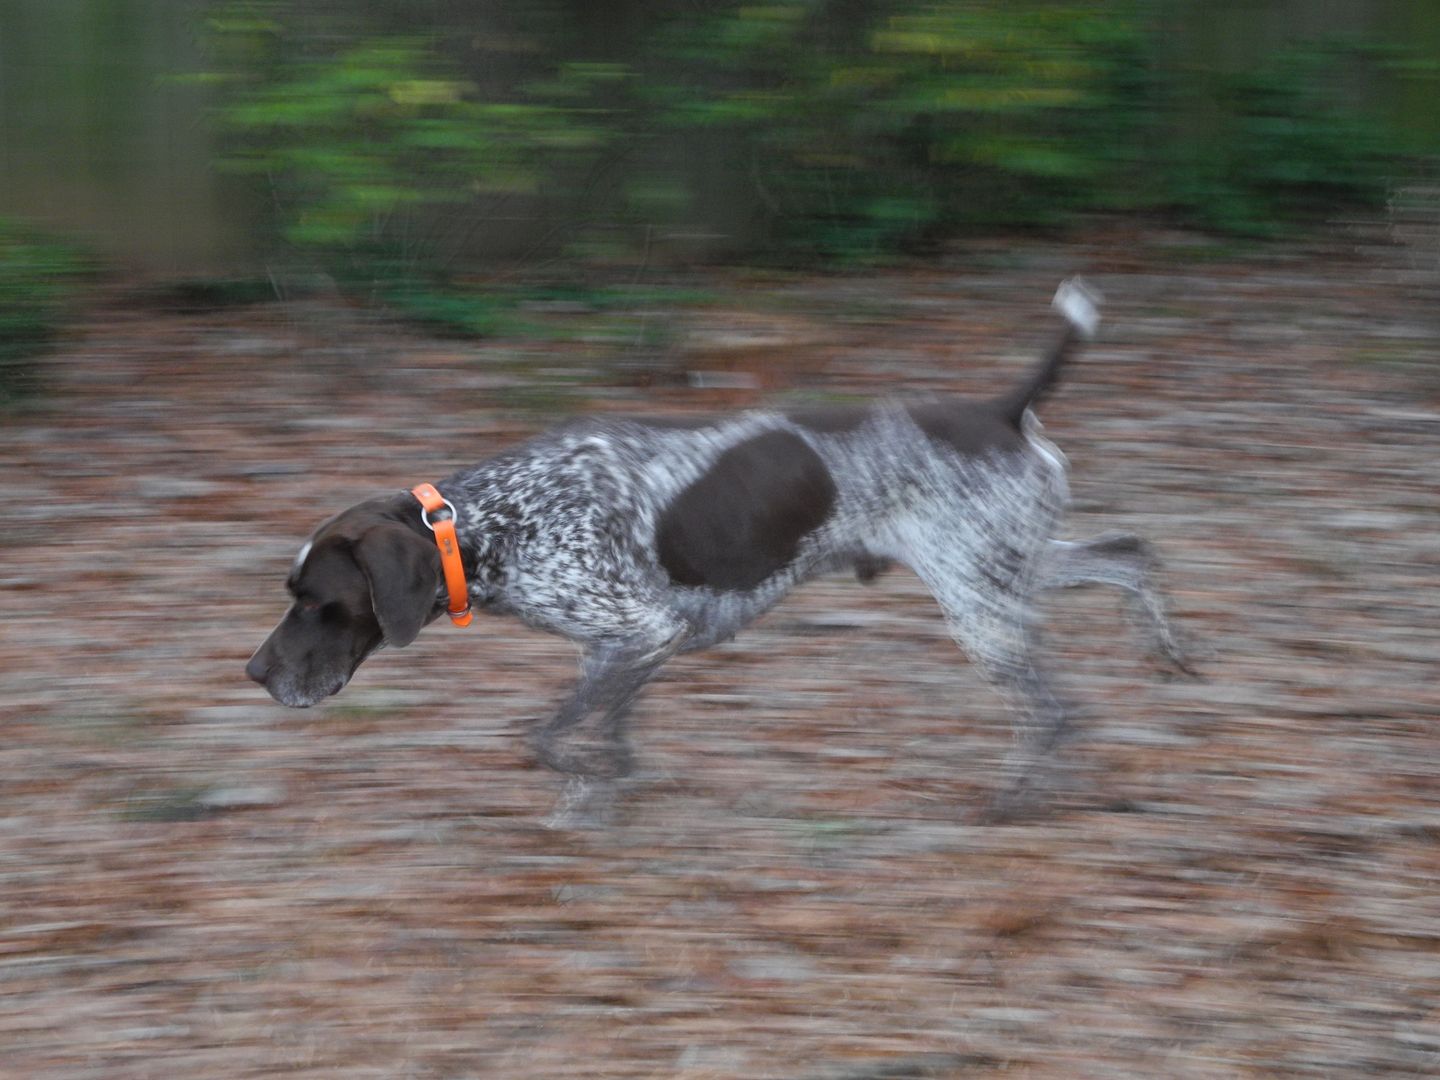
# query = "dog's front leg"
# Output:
<box><xmin>530</xmin><ymin>650</ymin><xmax>653</xmax><ymax>778</ymax></box>
<box><xmin>531</xmin><ymin>639</ymin><xmax>679</xmax><ymax>827</ymax></box>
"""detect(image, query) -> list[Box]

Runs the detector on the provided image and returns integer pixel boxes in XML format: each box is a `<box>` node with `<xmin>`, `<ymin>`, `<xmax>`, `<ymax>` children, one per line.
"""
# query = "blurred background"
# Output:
<box><xmin>3</xmin><ymin>3</ymin><xmax>1439</xmax><ymax>1078</ymax></box>
<box><xmin>3</xmin><ymin>0</ymin><xmax>1440</xmax><ymax>289</ymax></box>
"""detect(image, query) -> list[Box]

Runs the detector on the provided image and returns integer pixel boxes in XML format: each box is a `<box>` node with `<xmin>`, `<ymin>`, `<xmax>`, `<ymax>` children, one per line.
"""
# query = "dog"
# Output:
<box><xmin>247</xmin><ymin>280</ymin><xmax>1190</xmax><ymax>820</ymax></box>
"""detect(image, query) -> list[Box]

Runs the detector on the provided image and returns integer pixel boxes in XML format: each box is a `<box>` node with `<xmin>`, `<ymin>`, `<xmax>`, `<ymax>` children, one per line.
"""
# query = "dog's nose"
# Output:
<box><xmin>245</xmin><ymin>652</ymin><xmax>270</xmax><ymax>685</ymax></box>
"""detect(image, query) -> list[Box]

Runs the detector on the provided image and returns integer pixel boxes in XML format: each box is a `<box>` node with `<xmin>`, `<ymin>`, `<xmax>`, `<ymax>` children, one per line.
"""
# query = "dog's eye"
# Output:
<box><xmin>296</xmin><ymin>598</ymin><xmax>347</xmax><ymax>625</ymax></box>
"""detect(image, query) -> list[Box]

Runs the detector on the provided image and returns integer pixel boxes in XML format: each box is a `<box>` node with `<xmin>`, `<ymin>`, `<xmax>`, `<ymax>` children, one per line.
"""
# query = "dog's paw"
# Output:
<box><xmin>976</xmin><ymin>784</ymin><xmax>1064</xmax><ymax>826</ymax></box>
<box><xmin>1154</xmin><ymin>634</ymin><xmax>1212</xmax><ymax>680</ymax></box>
<box><xmin>545</xmin><ymin>776</ymin><xmax>620</xmax><ymax>830</ymax></box>
<box><xmin>978</xmin><ymin>754</ymin><xmax>1098</xmax><ymax>824</ymax></box>
<box><xmin>975</xmin><ymin>769</ymin><xmax>1052</xmax><ymax>825</ymax></box>
<box><xmin>531</xmin><ymin>729</ymin><xmax>635</xmax><ymax>782</ymax></box>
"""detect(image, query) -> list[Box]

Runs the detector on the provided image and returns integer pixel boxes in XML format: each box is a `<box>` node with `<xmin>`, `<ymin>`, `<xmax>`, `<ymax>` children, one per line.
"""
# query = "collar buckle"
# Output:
<box><xmin>410</xmin><ymin>483</ymin><xmax>473</xmax><ymax>627</ymax></box>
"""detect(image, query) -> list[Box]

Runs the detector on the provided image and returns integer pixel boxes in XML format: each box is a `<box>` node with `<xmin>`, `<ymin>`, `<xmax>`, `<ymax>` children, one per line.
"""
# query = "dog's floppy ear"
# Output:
<box><xmin>353</xmin><ymin>524</ymin><xmax>441</xmax><ymax>647</ymax></box>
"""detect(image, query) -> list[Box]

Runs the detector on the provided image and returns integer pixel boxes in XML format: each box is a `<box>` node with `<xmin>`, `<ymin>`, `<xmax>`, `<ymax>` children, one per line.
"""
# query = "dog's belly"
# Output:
<box><xmin>666</xmin><ymin>580</ymin><xmax>792</xmax><ymax>651</ymax></box>
<box><xmin>661</xmin><ymin>543</ymin><xmax>884</xmax><ymax>652</ymax></box>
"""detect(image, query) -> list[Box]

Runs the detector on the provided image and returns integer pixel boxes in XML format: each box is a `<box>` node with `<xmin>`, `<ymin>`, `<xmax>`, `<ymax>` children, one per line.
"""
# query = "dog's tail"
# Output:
<box><xmin>996</xmin><ymin>278</ymin><xmax>1102</xmax><ymax>426</ymax></box>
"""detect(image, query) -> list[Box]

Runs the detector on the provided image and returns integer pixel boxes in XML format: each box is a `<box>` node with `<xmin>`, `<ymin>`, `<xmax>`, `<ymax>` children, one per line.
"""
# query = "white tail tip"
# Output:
<box><xmin>1053</xmin><ymin>277</ymin><xmax>1102</xmax><ymax>339</ymax></box>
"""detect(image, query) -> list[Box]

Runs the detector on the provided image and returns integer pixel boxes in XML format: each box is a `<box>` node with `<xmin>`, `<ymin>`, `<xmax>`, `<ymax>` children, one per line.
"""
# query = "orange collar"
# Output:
<box><xmin>410</xmin><ymin>483</ymin><xmax>473</xmax><ymax>627</ymax></box>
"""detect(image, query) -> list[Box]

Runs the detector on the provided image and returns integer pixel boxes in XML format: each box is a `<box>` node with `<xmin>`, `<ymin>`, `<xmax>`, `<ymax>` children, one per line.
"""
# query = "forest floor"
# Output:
<box><xmin>2</xmin><ymin>225</ymin><xmax>1438</xmax><ymax>1079</ymax></box>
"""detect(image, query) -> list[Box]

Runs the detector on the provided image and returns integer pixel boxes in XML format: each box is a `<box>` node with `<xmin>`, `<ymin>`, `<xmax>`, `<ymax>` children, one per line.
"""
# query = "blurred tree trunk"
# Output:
<box><xmin>0</xmin><ymin>0</ymin><xmax>257</xmax><ymax>273</ymax></box>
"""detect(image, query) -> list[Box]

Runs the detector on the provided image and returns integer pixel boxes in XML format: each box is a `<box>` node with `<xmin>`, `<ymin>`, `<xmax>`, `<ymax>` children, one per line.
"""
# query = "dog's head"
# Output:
<box><xmin>246</xmin><ymin>493</ymin><xmax>443</xmax><ymax>707</ymax></box>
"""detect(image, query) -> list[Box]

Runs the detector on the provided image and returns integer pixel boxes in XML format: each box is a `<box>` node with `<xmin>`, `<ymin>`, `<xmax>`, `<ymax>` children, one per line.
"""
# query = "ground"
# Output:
<box><xmin>2</xmin><ymin>228</ymin><xmax>1438</xmax><ymax>1078</ymax></box>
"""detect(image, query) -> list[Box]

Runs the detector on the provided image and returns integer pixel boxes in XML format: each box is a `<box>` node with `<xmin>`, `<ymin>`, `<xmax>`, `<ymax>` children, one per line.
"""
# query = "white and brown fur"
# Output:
<box><xmin>247</xmin><ymin>280</ymin><xmax>1190</xmax><ymax>820</ymax></box>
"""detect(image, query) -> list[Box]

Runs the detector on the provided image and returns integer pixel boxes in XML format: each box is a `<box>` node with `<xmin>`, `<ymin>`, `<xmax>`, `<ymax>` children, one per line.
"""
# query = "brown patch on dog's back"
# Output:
<box><xmin>905</xmin><ymin>400</ymin><xmax>1023</xmax><ymax>456</ymax></box>
<box><xmin>657</xmin><ymin>430</ymin><xmax>836</xmax><ymax>591</ymax></box>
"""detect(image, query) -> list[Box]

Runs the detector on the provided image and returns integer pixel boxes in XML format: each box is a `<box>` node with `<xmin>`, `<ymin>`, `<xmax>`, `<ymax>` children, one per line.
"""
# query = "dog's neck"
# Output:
<box><xmin>422</xmin><ymin>487</ymin><xmax>515</xmax><ymax>610</ymax></box>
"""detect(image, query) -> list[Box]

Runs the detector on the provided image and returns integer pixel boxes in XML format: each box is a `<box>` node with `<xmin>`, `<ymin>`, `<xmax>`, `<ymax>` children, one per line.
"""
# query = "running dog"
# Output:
<box><xmin>247</xmin><ymin>280</ymin><xmax>1189</xmax><ymax>820</ymax></box>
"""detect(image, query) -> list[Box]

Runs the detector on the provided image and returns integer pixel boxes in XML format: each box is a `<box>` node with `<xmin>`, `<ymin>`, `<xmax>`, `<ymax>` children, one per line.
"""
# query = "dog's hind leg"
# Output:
<box><xmin>903</xmin><ymin>538</ymin><xmax>1074</xmax><ymax>820</ymax></box>
<box><xmin>1039</xmin><ymin>533</ymin><xmax>1194</xmax><ymax>675</ymax></box>
<box><xmin>954</xmin><ymin>607</ymin><xmax>1075</xmax><ymax>821</ymax></box>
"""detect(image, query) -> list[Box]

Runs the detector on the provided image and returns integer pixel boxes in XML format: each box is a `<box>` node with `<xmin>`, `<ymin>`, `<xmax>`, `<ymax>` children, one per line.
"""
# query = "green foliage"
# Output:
<box><xmin>205</xmin><ymin>2</ymin><xmax>1416</xmax><ymax>277</ymax></box>
<box><xmin>371</xmin><ymin>265</ymin><xmax>516</xmax><ymax>338</ymax></box>
<box><xmin>207</xmin><ymin>13</ymin><xmax>608</xmax><ymax>311</ymax></box>
<box><xmin>1162</xmin><ymin>43</ymin><xmax>1411</xmax><ymax>236</ymax></box>
<box><xmin>0</xmin><ymin>222</ymin><xmax>93</xmax><ymax>402</ymax></box>
<box><xmin>646</xmin><ymin>0</ymin><xmax>1150</xmax><ymax>260</ymax></box>
<box><xmin>650</xmin><ymin>5</ymin><xmax>1410</xmax><ymax>256</ymax></box>
<box><xmin>218</xmin><ymin>34</ymin><xmax>602</xmax><ymax>250</ymax></box>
